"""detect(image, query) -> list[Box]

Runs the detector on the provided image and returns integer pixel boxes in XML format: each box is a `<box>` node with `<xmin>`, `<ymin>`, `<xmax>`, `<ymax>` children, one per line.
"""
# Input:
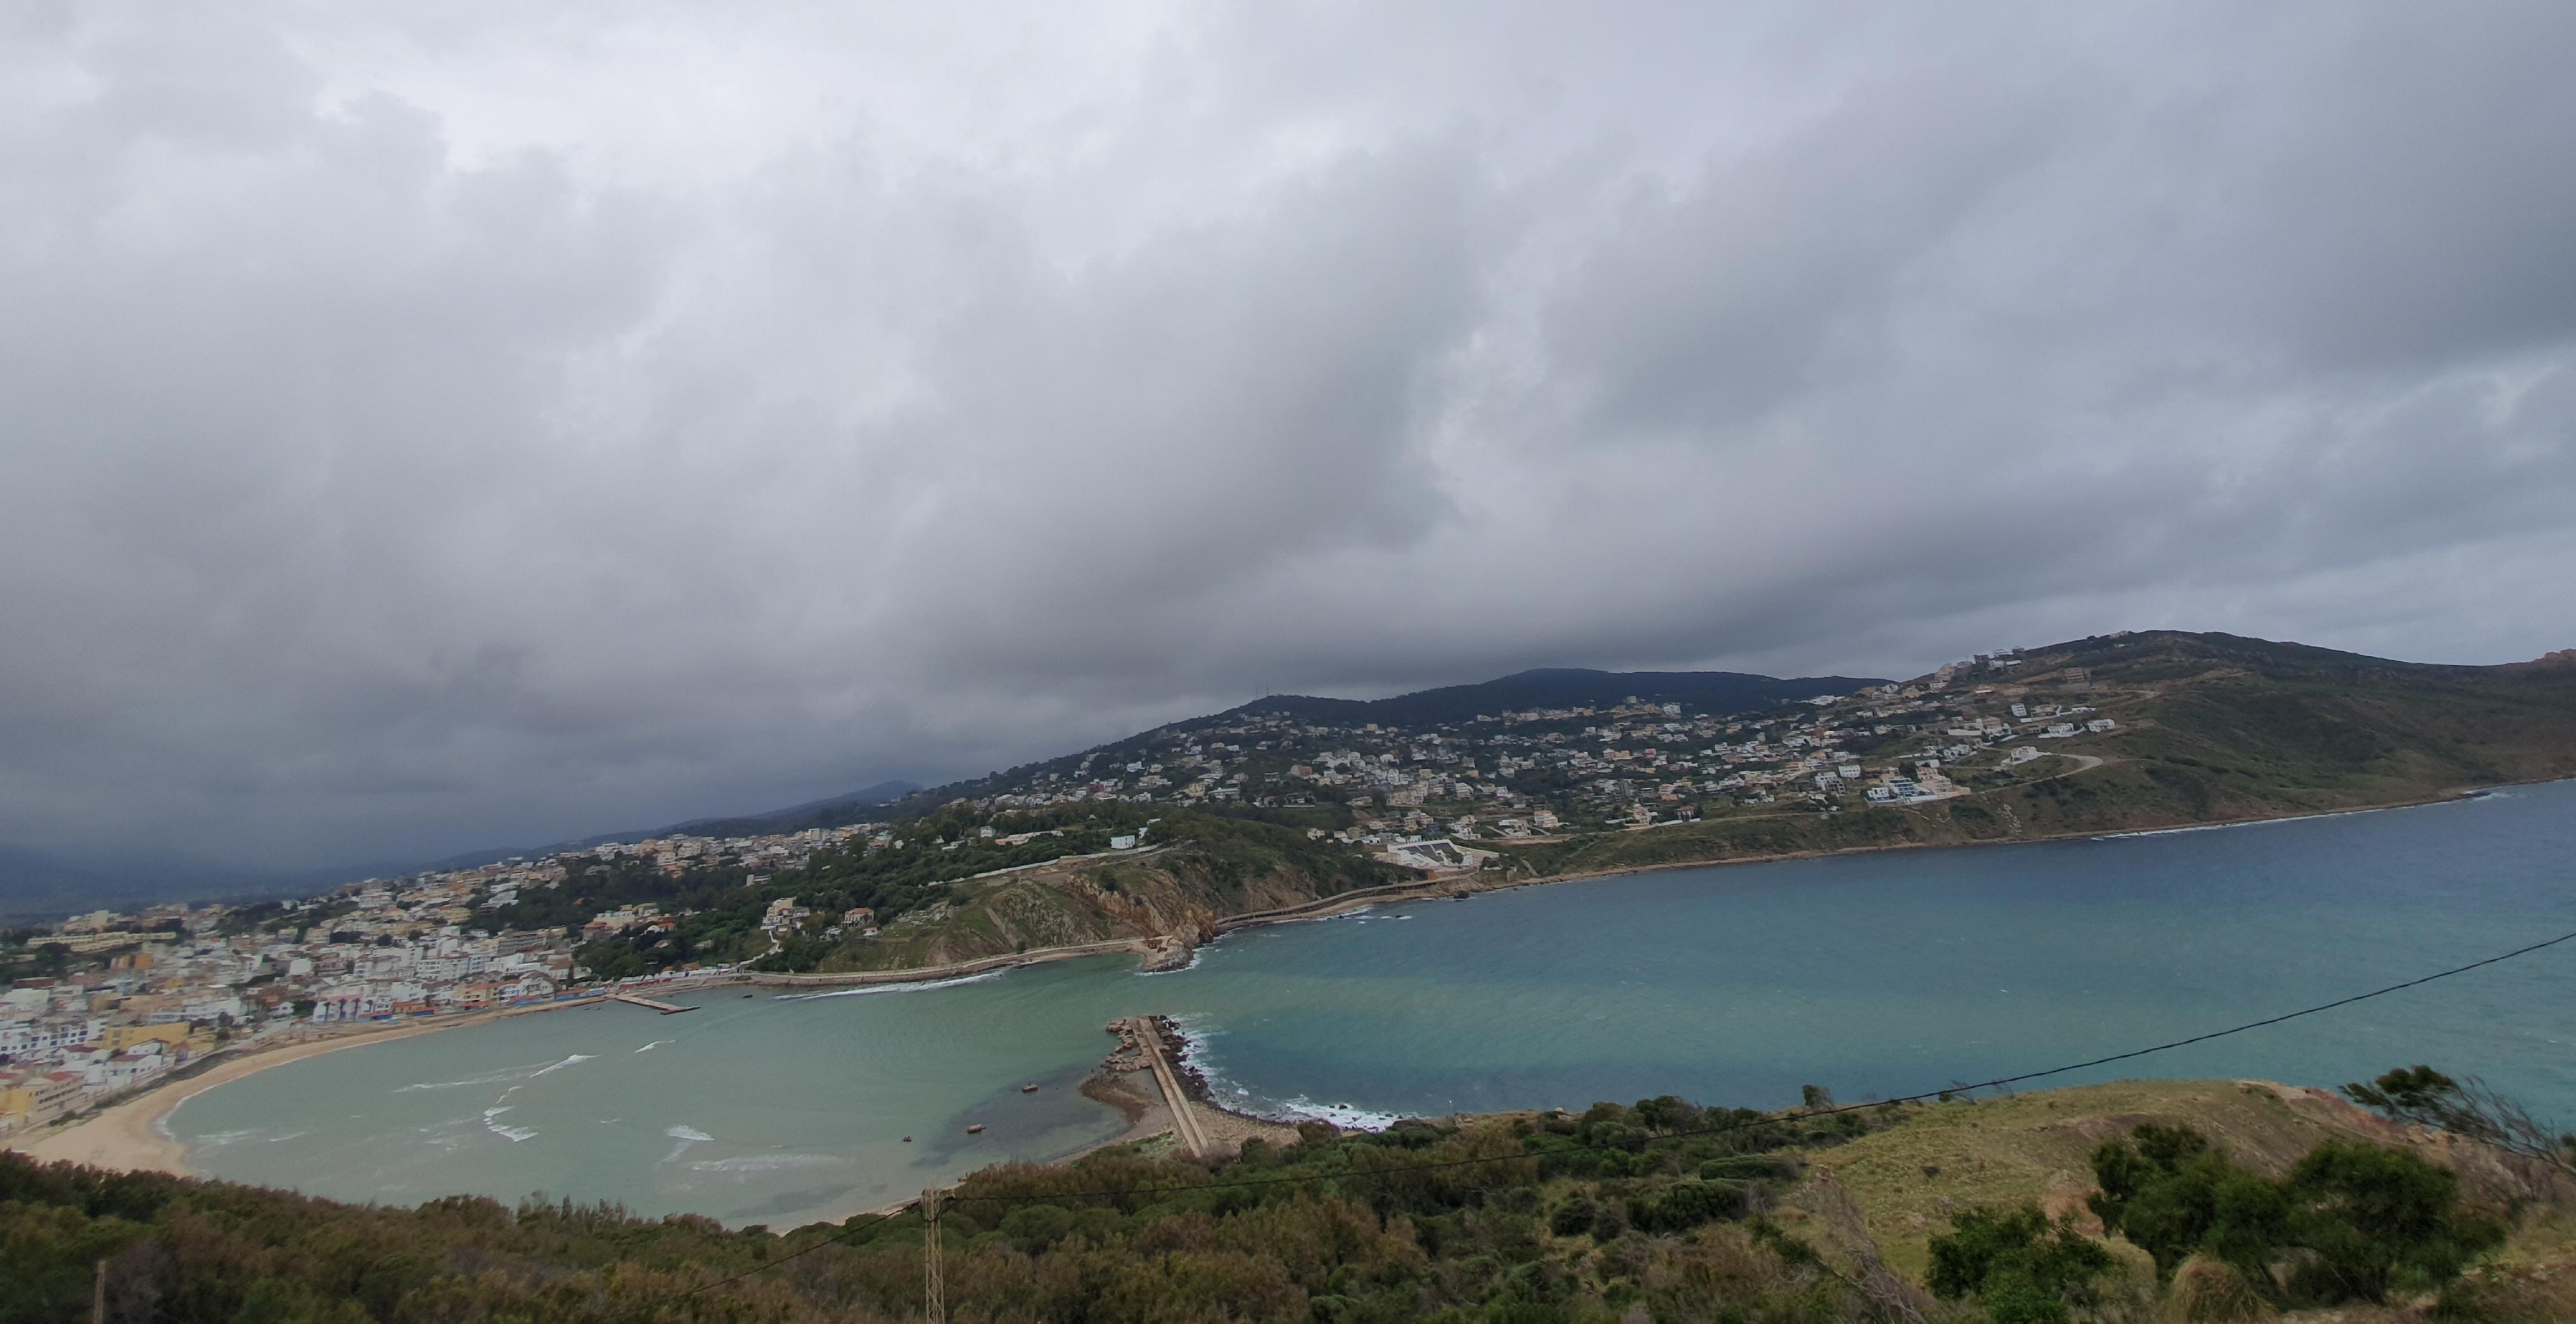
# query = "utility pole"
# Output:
<box><xmin>93</xmin><ymin>1259</ymin><xmax>106</xmax><ymax>1324</ymax></box>
<box><xmin>921</xmin><ymin>1188</ymin><xmax>944</xmax><ymax>1324</ymax></box>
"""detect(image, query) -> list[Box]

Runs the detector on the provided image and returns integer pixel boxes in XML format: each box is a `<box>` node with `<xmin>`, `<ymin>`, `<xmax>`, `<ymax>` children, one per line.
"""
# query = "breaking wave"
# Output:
<box><xmin>2091</xmin><ymin>822</ymin><xmax>2238</xmax><ymax>840</ymax></box>
<box><xmin>397</xmin><ymin>1053</ymin><xmax>594</xmax><ymax>1092</ymax></box>
<box><xmin>481</xmin><ymin>1105</ymin><xmax>536</xmax><ymax>1143</ymax></box>
<box><xmin>686</xmin><ymin>1153</ymin><xmax>842</xmax><ymax>1173</ymax></box>
<box><xmin>2092</xmin><ymin>795</ymin><xmax>2480</xmax><ymax>841</ymax></box>
<box><xmin>397</xmin><ymin>1064</ymin><xmax>549</xmax><ymax>1092</ymax></box>
<box><xmin>1160</xmin><ymin>1015</ymin><xmax>1399</xmax><ymax>1133</ymax></box>
<box><xmin>1255</xmin><ymin>1098</ymin><xmax>1406</xmax><ymax>1132</ymax></box>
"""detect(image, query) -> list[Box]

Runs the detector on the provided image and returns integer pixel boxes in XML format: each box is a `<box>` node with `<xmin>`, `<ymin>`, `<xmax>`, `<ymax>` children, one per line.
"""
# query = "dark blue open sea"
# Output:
<box><xmin>174</xmin><ymin>780</ymin><xmax>2576</xmax><ymax>1225</ymax></box>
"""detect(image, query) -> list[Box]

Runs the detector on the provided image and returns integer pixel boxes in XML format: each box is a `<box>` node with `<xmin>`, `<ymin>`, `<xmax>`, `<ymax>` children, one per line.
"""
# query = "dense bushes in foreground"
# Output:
<box><xmin>1927</xmin><ymin>1120</ymin><xmax>2514</xmax><ymax>1323</ymax></box>
<box><xmin>1</xmin><ymin>1097</ymin><xmax>1874</xmax><ymax>1324</ymax></box>
<box><xmin>6</xmin><ymin>1076</ymin><xmax>2567</xmax><ymax>1323</ymax></box>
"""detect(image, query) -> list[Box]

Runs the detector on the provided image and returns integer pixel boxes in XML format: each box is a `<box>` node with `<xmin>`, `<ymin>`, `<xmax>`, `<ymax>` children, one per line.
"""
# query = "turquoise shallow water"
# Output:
<box><xmin>174</xmin><ymin>781</ymin><xmax>2576</xmax><ymax>1225</ymax></box>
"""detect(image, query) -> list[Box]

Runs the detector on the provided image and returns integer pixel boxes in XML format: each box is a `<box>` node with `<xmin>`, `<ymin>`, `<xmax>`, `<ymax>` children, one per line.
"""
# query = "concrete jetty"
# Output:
<box><xmin>609</xmin><ymin>993</ymin><xmax>696</xmax><ymax>1014</ymax></box>
<box><xmin>1124</xmin><ymin>1017</ymin><xmax>1208</xmax><ymax>1158</ymax></box>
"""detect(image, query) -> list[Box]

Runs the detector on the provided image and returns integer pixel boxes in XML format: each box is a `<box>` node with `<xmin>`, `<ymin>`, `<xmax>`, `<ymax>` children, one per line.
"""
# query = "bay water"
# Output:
<box><xmin>171</xmin><ymin>780</ymin><xmax>2576</xmax><ymax>1225</ymax></box>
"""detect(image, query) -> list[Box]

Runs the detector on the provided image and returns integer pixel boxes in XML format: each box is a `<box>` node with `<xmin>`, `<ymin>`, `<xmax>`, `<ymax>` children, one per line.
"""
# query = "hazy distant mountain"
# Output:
<box><xmin>0</xmin><ymin>841</ymin><xmax>105</xmax><ymax>922</ymax></box>
<box><xmin>1227</xmin><ymin>668</ymin><xmax>1889</xmax><ymax>729</ymax></box>
<box><xmin>0</xmin><ymin>843</ymin><xmax>350</xmax><ymax>925</ymax></box>
<box><xmin>602</xmin><ymin>778</ymin><xmax>925</xmax><ymax>844</ymax></box>
<box><xmin>415</xmin><ymin>777</ymin><xmax>924</xmax><ymax>872</ymax></box>
<box><xmin>0</xmin><ymin>779</ymin><xmax>921</xmax><ymax>922</ymax></box>
<box><xmin>877</xmin><ymin>665</ymin><xmax>1891</xmax><ymax>818</ymax></box>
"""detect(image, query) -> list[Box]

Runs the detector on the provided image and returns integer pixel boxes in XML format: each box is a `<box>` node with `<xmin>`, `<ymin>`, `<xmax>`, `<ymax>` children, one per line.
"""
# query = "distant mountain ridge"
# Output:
<box><xmin>0</xmin><ymin>841</ymin><xmax>106</xmax><ymax>920</ymax></box>
<box><xmin>0</xmin><ymin>779</ymin><xmax>923</xmax><ymax>924</ymax></box>
<box><xmin>871</xmin><ymin>664</ymin><xmax>1892</xmax><ymax>820</ymax></box>
<box><xmin>0</xmin><ymin>844</ymin><xmax>374</xmax><ymax>927</ymax></box>
<box><xmin>416</xmin><ymin>778</ymin><xmax>925</xmax><ymax>873</ymax></box>
<box><xmin>599</xmin><ymin>779</ymin><xmax>926</xmax><ymax>846</ymax></box>
<box><xmin>1223</xmin><ymin>666</ymin><xmax>1888</xmax><ymax>729</ymax></box>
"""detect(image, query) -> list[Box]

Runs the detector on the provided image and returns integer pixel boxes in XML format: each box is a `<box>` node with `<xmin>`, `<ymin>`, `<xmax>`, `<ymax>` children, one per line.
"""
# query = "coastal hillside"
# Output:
<box><xmin>1207</xmin><ymin>667</ymin><xmax>1894</xmax><ymax>734</ymax></box>
<box><xmin>1477</xmin><ymin>630</ymin><xmax>2576</xmax><ymax>881</ymax></box>
<box><xmin>695</xmin><ymin>630</ymin><xmax>2576</xmax><ymax>976</ymax></box>
<box><xmin>231</xmin><ymin>629</ymin><xmax>2576</xmax><ymax>986</ymax></box>
<box><xmin>8</xmin><ymin>1073</ymin><xmax>2570</xmax><ymax>1321</ymax></box>
<box><xmin>554</xmin><ymin>804</ymin><xmax>1406</xmax><ymax>978</ymax></box>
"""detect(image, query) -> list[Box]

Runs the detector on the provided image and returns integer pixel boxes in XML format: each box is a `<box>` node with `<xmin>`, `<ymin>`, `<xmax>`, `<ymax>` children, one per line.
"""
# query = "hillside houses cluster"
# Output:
<box><xmin>779</xmin><ymin>670</ymin><xmax>2116</xmax><ymax>900</ymax></box>
<box><xmin>935</xmin><ymin>651</ymin><xmax>2125</xmax><ymax>855</ymax></box>
<box><xmin>1</xmin><ymin>893</ymin><xmax>579</xmax><ymax>1135</ymax></box>
<box><xmin>565</xmin><ymin>824</ymin><xmax>869</xmax><ymax>886</ymax></box>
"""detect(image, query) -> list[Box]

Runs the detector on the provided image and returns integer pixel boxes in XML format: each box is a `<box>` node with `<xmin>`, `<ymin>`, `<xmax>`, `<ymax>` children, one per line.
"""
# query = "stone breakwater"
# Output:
<box><xmin>1146</xmin><ymin>1015</ymin><xmax>1216</xmax><ymax>1105</ymax></box>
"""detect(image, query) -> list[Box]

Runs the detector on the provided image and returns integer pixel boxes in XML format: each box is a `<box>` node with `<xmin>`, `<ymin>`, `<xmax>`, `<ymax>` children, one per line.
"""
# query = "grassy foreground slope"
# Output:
<box><xmin>1804</xmin><ymin>1079</ymin><xmax>2511</xmax><ymax>1278</ymax></box>
<box><xmin>8</xmin><ymin>1078</ymin><xmax>2570</xmax><ymax>1322</ymax></box>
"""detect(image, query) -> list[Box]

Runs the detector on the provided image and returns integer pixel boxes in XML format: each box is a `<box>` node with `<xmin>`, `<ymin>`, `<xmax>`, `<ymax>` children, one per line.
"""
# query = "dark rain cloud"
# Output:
<box><xmin>3</xmin><ymin>1</ymin><xmax>2572</xmax><ymax>873</ymax></box>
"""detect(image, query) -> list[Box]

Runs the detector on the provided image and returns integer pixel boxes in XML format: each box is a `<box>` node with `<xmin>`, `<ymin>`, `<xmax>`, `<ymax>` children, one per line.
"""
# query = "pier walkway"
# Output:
<box><xmin>608</xmin><ymin>993</ymin><xmax>696</xmax><ymax>1014</ymax></box>
<box><xmin>1126</xmin><ymin>1017</ymin><xmax>1209</xmax><ymax>1158</ymax></box>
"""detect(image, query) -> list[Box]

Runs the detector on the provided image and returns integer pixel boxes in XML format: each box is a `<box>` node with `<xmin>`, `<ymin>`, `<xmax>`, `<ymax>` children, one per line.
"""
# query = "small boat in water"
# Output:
<box><xmin>966</xmin><ymin>1124</ymin><xmax>985</xmax><ymax>1135</ymax></box>
<box><xmin>1021</xmin><ymin>1083</ymin><xmax>1039</xmax><ymax>1093</ymax></box>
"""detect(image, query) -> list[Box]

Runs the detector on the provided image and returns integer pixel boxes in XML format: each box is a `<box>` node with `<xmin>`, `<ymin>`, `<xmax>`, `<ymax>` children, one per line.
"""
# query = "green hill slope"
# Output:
<box><xmin>1484</xmin><ymin>631</ymin><xmax>2576</xmax><ymax>882</ymax></box>
<box><xmin>523</xmin><ymin>631</ymin><xmax>2576</xmax><ymax>983</ymax></box>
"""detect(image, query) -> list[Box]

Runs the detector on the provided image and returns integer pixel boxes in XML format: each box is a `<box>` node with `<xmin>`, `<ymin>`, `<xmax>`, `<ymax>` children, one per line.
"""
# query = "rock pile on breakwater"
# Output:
<box><xmin>1091</xmin><ymin>1016</ymin><xmax>1215</xmax><ymax>1107</ymax></box>
<box><xmin>1147</xmin><ymin>1015</ymin><xmax>1215</xmax><ymax>1104</ymax></box>
<box><xmin>1096</xmin><ymin>1019</ymin><xmax>1150</xmax><ymax>1074</ymax></box>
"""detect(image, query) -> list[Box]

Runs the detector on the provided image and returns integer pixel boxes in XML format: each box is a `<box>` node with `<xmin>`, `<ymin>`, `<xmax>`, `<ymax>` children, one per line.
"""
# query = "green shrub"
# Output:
<box><xmin>2087</xmin><ymin>1124</ymin><xmax>2504</xmax><ymax>1306</ymax></box>
<box><xmin>1926</xmin><ymin>1204</ymin><xmax>2115</xmax><ymax>1321</ymax></box>
<box><xmin>1629</xmin><ymin>1180</ymin><xmax>1748</xmax><ymax>1233</ymax></box>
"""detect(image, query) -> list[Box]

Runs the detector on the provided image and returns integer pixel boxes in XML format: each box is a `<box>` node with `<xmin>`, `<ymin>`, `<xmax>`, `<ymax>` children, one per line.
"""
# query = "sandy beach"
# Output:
<box><xmin>6</xmin><ymin>1016</ymin><xmax>504</xmax><ymax>1175</ymax></box>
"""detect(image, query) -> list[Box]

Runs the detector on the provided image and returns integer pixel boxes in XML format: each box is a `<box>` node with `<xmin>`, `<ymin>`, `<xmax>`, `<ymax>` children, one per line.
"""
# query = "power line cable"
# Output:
<box><xmin>935</xmin><ymin>924</ymin><xmax>2576</xmax><ymax>1206</ymax></box>
<box><xmin>661</xmin><ymin>923</ymin><xmax>2576</xmax><ymax>1298</ymax></box>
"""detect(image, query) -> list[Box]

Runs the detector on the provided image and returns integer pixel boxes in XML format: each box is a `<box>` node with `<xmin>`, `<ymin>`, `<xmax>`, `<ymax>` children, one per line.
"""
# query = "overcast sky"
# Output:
<box><xmin>6</xmin><ymin>1</ymin><xmax>2575</xmax><ymax>873</ymax></box>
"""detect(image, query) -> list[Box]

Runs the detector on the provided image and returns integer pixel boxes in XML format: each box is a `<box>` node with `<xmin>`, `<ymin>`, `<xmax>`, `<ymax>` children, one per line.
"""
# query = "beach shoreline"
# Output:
<box><xmin>8</xmin><ymin>1021</ymin><xmax>462</xmax><ymax>1174</ymax></box>
<box><xmin>1</xmin><ymin>997</ymin><xmax>616</xmax><ymax>1175</ymax></box>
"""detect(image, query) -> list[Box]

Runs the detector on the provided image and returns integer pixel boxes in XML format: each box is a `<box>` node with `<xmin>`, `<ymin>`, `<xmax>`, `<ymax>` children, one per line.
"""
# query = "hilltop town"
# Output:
<box><xmin>8</xmin><ymin>629</ymin><xmax>2574</xmax><ymax>1138</ymax></box>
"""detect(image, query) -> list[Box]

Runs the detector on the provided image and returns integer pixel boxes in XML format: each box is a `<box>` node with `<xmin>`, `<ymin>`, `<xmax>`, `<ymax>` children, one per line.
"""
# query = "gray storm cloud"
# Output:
<box><xmin>3</xmin><ymin>1</ymin><xmax>2572</xmax><ymax>872</ymax></box>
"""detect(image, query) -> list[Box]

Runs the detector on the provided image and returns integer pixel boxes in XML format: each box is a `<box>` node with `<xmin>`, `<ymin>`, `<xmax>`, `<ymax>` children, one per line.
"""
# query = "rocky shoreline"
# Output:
<box><xmin>1146</xmin><ymin>1015</ymin><xmax>1217</xmax><ymax>1105</ymax></box>
<box><xmin>1077</xmin><ymin>1015</ymin><xmax>1302</xmax><ymax>1160</ymax></box>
